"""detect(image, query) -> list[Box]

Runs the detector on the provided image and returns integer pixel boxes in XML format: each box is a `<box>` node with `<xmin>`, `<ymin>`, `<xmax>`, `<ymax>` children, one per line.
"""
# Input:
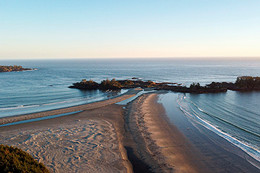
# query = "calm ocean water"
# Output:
<box><xmin>0</xmin><ymin>58</ymin><xmax>259</xmax><ymax>161</ymax></box>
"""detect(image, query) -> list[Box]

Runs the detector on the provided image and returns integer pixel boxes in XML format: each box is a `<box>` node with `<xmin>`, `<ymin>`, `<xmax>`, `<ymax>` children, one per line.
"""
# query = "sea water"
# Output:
<box><xmin>159</xmin><ymin>92</ymin><xmax>260</xmax><ymax>164</ymax></box>
<box><xmin>0</xmin><ymin>58</ymin><xmax>259</xmax><ymax>160</ymax></box>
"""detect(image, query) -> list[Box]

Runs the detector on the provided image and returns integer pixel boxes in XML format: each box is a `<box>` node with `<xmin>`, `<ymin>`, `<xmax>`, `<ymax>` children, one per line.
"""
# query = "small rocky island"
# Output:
<box><xmin>69</xmin><ymin>78</ymin><xmax>226</xmax><ymax>93</ymax></box>
<box><xmin>0</xmin><ymin>65</ymin><xmax>33</xmax><ymax>72</ymax></box>
<box><xmin>70</xmin><ymin>76</ymin><xmax>260</xmax><ymax>94</ymax></box>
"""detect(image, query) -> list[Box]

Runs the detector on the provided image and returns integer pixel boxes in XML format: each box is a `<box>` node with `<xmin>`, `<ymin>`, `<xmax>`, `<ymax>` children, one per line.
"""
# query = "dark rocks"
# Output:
<box><xmin>69</xmin><ymin>78</ymin><xmax>228</xmax><ymax>94</ymax></box>
<box><xmin>70</xmin><ymin>76</ymin><xmax>260</xmax><ymax>93</ymax></box>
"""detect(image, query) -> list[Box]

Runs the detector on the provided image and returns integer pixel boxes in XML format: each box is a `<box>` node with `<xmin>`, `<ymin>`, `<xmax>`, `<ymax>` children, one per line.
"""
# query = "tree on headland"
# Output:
<box><xmin>100</xmin><ymin>78</ymin><xmax>122</xmax><ymax>90</ymax></box>
<box><xmin>71</xmin><ymin>79</ymin><xmax>99</xmax><ymax>90</ymax></box>
<box><xmin>190</xmin><ymin>82</ymin><xmax>201</xmax><ymax>89</ymax></box>
<box><xmin>235</xmin><ymin>76</ymin><xmax>260</xmax><ymax>90</ymax></box>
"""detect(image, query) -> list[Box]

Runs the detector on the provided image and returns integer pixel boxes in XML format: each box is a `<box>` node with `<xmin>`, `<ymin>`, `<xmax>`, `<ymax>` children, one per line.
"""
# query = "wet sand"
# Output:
<box><xmin>159</xmin><ymin>92</ymin><xmax>260</xmax><ymax>172</ymax></box>
<box><xmin>124</xmin><ymin>93</ymin><xmax>259</xmax><ymax>173</ymax></box>
<box><xmin>124</xmin><ymin>93</ymin><xmax>209</xmax><ymax>173</ymax></box>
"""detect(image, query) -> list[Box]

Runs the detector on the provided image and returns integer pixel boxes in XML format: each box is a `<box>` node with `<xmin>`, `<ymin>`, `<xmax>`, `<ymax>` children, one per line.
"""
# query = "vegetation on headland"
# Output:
<box><xmin>205</xmin><ymin>76</ymin><xmax>260</xmax><ymax>91</ymax></box>
<box><xmin>69</xmin><ymin>78</ymin><xmax>225</xmax><ymax>93</ymax></box>
<box><xmin>0</xmin><ymin>65</ymin><xmax>32</xmax><ymax>72</ymax></box>
<box><xmin>0</xmin><ymin>144</ymin><xmax>49</xmax><ymax>173</ymax></box>
<box><xmin>70</xmin><ymin>76</ymin><xmax>260</xmax><ymax>94</ymax></box>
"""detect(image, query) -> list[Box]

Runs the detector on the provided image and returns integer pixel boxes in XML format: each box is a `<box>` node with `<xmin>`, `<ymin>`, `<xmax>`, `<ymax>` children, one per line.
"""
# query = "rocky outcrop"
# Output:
<box><xmin>69</xmin><ymin>78</ymin><xmax>228</xmax><ymax>94</ymax></box>
<box><xmin>0</xmin><ymin>65</ymin><xmax>32</xmax><ymax>72</ymax></box>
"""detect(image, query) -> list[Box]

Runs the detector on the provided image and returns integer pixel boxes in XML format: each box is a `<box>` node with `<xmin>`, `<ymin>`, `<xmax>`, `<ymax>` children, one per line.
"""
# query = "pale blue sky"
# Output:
<box><xmin>0</xmin><ymin>0</ymin><xmax>260</xmax><ymax>59</ymax></box>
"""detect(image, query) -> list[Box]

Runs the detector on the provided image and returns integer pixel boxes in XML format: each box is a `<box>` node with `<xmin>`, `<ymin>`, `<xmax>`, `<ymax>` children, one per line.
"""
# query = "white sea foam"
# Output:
<box><xmin>177</xmin><ymin>95</ymin><xmax>260</xmax><ymax>163</ymax></box>
<box><xmin>0</xmin><ymin>104</ymin><xmax>40</xmax><ymax>111</ymax></box>
<box><xmin>0</xmin><ymin>90</ymin><xmax>128</xmax><ymax>117</ymax></box>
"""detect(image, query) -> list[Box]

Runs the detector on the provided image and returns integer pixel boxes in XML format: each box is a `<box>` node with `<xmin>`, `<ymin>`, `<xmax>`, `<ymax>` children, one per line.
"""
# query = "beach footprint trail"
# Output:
<box><xmin>0</xmin><ymin>119</ymin><xmax>126</xmax><ymax>173</ymax></box>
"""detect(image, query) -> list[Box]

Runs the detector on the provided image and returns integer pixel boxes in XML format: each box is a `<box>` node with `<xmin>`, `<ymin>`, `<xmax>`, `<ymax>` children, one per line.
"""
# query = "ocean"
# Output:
<box><xmin>0</xmin><ymin>58</ymin><xmax>259</xmax><ymax>162</ymax></box>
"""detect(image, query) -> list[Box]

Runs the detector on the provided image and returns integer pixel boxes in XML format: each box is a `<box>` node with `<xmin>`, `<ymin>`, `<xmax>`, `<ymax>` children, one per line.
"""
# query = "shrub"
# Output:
<box><xmin>100</xmin><ymin>78</ymin><xmax>122</xmax><ymax>90</ymax></box>
<box><xmin>0</xmin><ymin>145</ymin><xmax>49</xmax><ymax>173</ymax></box>
<box><xmin>123</xmin><ymin>80</ymin><xmax>134</xmax><ymax>86</ymax></box>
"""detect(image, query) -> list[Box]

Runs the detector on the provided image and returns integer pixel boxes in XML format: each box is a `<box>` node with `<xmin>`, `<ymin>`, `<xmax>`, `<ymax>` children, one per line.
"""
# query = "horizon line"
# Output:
<box><xmin>1</xmin><ymin>56</ymin><xmax>260</xmax><ymax>61</ymax></box>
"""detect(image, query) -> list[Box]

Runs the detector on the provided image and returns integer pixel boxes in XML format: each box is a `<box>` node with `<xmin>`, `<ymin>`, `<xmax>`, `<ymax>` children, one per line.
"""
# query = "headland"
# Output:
<box><xmin>69</xmin><ymin>76</ymin><xmax>260</xmax><ymax>94</ymax></box>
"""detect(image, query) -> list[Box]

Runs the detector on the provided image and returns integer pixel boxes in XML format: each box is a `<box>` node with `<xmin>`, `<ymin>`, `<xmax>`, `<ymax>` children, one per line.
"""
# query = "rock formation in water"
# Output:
<box><xmin>0</xmin><ymin>65</ymin><xmax>32</xmax><ymax>72</ymax></box>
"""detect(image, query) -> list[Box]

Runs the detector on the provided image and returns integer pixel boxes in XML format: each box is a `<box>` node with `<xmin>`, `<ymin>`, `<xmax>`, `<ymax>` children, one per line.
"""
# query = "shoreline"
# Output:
<box><xmin>124</xmin><ymin>93</ymin><xmax>259</xmax><ymax>172</ymax></box>
<box><xmin>160</xmin><ymin>92</ymin><xmax>260</xmax><ymax>169</ymax></box>
<box><xmin>124</xmin><ymin>93</ymin><xmax>209</xmax><ymax>172</ymax></box>
<box><xmin>0</xmin><ymin>90</ymin><xmax>259</xmax><ymax>172</ymax></box>
<box><xmin>0</xmin><ymin>88</ymin><xmax>141</xmax><ymax>126</ymax></box>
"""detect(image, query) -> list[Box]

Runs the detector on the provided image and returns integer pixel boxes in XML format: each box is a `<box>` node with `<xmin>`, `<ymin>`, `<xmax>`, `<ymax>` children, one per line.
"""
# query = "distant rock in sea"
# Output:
<box><xmin>0</xmin><ymin>65</ymin><xmax>33</xmax><ymax>72</ymax></box>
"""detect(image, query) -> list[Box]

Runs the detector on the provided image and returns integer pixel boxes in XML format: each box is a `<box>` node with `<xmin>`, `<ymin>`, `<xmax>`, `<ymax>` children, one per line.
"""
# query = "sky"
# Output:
<box><xmin>0</xmin><ymin>0</ymin><xmax>260</xmax><ymax>59</ymax></box>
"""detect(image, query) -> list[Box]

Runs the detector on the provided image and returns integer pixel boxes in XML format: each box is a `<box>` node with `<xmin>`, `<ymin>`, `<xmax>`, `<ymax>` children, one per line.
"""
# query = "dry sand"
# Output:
<box><xmin>2</xmin><ymin>89</ymin><xmax>199</xmax><ymax>173</ymax></box>
<box><xmin>0</xmin><ymin>91</ymin><xmax>216</xmax><ymax>173</ymax></box>
<box><xmin>0</xmin><ymin>89</ymin><xmax>141</xmax><ymax>173</ymax></box>
<box><xmin>0</xmin><ymin>104</ymin><xmax>133</xmax><ymax>173</ymax></box>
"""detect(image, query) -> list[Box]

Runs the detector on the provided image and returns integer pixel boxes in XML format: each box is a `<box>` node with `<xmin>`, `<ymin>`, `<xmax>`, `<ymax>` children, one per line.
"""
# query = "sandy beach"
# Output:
<box><xmin>0</xmin><ymin>89</ymin><xmax>141</xmax><ymax>173</ymax></box>
<box><xmin>124</xmin><ymin>93</ymin><xmax>209</xmax><ymax>173</ymax></box>
<box><xmin>0</xmin><ymin>90</ymin><xmax>259</xmax><ymax>173</ymax></box>
<box><xmin>2</xmin><ymin>1</ymin><xmax>260</xmax><ymax>172</ymax></box>
<box><xmin>0</xmin><ymin>102</ymin><xmax>133</xmax><ymax>173</ymax></box>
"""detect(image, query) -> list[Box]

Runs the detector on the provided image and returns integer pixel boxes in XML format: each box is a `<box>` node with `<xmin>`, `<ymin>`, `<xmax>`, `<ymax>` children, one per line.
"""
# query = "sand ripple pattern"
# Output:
<box><xmin>0</xmin><ymin>119</ymin><xmax>125</xmax><ymax>173</ymax></box>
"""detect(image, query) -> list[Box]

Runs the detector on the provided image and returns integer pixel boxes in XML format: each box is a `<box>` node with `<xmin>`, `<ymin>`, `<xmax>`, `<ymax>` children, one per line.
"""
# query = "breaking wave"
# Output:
<box><xmin>177</xmin><ymin>94</ymin><xmax>260</xmax><ymax>162</ymax></box>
